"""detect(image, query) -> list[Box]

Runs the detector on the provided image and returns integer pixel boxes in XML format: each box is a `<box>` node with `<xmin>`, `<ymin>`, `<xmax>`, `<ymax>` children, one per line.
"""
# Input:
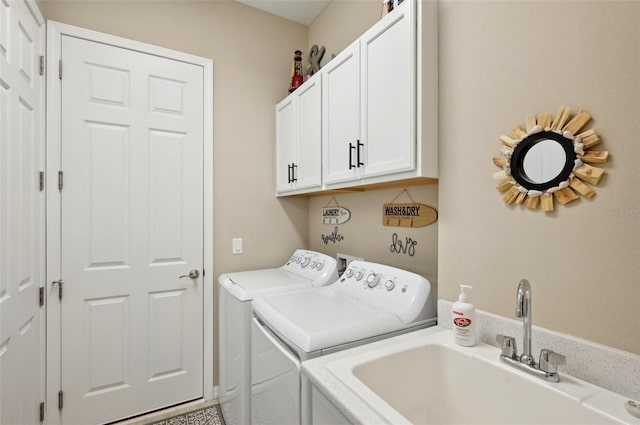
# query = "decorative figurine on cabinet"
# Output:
<box><xmin>289</xmin><ymin>50</ymin><xmax>304</xmax><ymax>93</ymax></box>
<box><xmin>306</xmin><ymin>45</ymin><xmax>326</xmax><ymax>76</ymax></box>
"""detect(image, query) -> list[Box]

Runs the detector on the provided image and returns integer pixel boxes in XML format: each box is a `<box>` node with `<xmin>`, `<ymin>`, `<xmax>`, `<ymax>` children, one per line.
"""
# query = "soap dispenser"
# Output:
<box><xmin>452</xmin><ymin>284</ymin><xmax>476</xmax><ymax>346</ymax></box>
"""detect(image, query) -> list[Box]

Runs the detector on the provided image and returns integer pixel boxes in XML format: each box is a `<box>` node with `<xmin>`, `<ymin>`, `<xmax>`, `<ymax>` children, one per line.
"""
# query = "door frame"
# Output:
<box><xmin>45</xmin><ymin>21</ymin><xmax>214</xmax><ymax>425</ymax></box>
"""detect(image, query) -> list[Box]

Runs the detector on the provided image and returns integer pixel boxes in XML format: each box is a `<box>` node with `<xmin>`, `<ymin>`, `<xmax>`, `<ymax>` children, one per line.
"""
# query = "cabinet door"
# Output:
<box><xmin>322</xmin><ymin>40</ymin><xmax>361</xmax><ymax>185</ymax></box>
<box><xmin>294</xmin><ymin>74</ymin><xmax>322</xmax><ymax>190</ymax></box>
<box><xmin>360</xmin><ymin>0</ymin><xmax>416</xmax><ymax>178</ymax></box>
<box><xmin>275</xmin><ymin>96</ymin><xmax>296</xmax><ymax>193</ymax></box>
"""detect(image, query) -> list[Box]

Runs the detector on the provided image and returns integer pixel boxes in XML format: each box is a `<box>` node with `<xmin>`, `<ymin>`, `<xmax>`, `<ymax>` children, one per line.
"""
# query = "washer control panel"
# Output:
<box><xmin>335</xmin><ymin>260</ymin><xmax>431</xmax><ymax>324</ymax></box>
<box><xmin>283</xmin><ymin>249</ymin><xmax>338</xmax><ymax>285</ymax></box>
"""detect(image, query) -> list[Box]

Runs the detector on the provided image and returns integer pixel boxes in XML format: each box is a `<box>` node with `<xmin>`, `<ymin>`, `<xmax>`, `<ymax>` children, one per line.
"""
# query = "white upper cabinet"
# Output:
<box><xmin>276</xmin><ymin>96</ymin><xmax>296</xmax><ymax>193</ymax></box>
<box><xmin>275</xmin><ymin>72</ymin><xmax>322</xmax><ymax>195</ymax></box>
<box><xmin>275</xmin><ymin>0</ymin><xmax>437</xmax><ymax>196</ymax></box>
<box><xmin>360</xmin><ymin>0</ymin><xmax>415</xmax><ymax>179</ymax></box>
<box><xmin>322</xmin><ymin>0</ymin><xmax>419</xmax><ymax>189</ymax></box>
<box><xmin>295</xmin><ymin>75</ymin><xmax>323</xmax><ymax>189</ymax></box>
<box><xmin>322</xmin><ymin>40</ymin><xmax>361</xmax><ymax>185</ymax></box>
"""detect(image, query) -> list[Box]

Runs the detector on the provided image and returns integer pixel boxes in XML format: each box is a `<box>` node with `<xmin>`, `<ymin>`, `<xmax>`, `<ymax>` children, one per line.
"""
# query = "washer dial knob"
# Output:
<box><xmin>316</xmin><ymin>262</ymin><xmax>324</xmax><ymax>271</ymax></box>
<box><xmin>344</xmin><ymin>269</ymin><xmax>354</xmax><ymax>278</ymax></box>
<box><xmin>301</xmin><ymin>257</ymin><xmax>310</xmax><ymax>268</ymax></box>
<box><xmin>384</xmin><ymin>280</ymin><xmax>396</xmax><ymax>291</ymax></box>
<box><xmin>366</xmin><ymin>273</ymin><xmax>380</xmax><ymax>288</ymax></box>
<box><xmin>354</xmin><ymin>271</ymin><xmax>364</xmax><ymax>281</ymax></box>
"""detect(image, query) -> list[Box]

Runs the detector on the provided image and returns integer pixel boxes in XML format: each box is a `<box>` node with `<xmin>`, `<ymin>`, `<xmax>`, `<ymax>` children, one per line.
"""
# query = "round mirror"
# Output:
<box><xmin>510</xmin><ymin>131</ymin><xmax>576</xmax><ymax>191</ymax></box>
<box><xmin>522</xmin><ymin>139</ymin><xmax>567</xmax><ymax>183</ymax></box>
<box><xmin>493</xmin><ymin>107</ymin><xmax>609</xmax><ymax>212</ymax></box>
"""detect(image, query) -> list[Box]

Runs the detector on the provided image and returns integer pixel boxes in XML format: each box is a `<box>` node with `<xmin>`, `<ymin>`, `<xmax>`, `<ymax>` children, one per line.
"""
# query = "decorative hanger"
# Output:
<box><xmin>383</xmin><ymin>189</ymin><xmax>437</xmax><ymax>228</ymax></box>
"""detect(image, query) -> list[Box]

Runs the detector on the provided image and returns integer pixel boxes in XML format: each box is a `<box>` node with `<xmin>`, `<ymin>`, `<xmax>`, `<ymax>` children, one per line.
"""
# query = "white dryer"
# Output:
<box><xmin>218</xmin><ymin>250</ymin><xmax>338</xmax><ymax>425</ymax></box>
<box><xmin>250</xmin><ymin>260</ymin><xmax>436</xmax><ymax>425</ymax></box>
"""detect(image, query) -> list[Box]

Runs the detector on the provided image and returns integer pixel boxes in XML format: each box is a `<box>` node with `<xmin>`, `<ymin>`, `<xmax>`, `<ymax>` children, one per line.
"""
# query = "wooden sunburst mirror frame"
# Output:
<box><xmin>493</xmin><ymin>106</ymin><xmax>609</xmax><ymax>212</ymax></box>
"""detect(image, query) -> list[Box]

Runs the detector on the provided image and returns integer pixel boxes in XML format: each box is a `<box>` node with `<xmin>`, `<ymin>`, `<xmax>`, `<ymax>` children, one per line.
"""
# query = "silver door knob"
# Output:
<box><xmin>179</xmin><ymin>269</ymin><xmax>200</xmax><ymax>279</ymax></box>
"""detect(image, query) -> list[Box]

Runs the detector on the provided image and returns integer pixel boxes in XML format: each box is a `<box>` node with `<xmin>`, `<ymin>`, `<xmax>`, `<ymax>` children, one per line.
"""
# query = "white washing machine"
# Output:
<box><xmin>250</xmin><ymin>260</ymin><xmax>436</xmax><ymax>425</ymax></box>
<box><xmin>218</xmin><ymin>250</ymin><xmax>338</xmax><ymax>425</ymax></box>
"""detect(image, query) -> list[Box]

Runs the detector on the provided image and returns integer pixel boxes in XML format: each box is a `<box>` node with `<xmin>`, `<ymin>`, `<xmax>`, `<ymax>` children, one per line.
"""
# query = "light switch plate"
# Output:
<box><xmin>232</xmin><ymin>238</ymin><xmax>243</xmax><ymax>255</ymax></box>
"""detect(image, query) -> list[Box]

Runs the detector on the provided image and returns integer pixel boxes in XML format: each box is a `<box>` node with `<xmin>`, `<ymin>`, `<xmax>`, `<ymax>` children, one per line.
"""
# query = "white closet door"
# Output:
<box><xmin>0</xmin><ymin>1</ymin><xmax>45</xmax><ymax>424</ymax></box>
<box><xmin>59</xmin><ymin>35</ymin><xmax>204</xmax><ymax>424</ymax></box>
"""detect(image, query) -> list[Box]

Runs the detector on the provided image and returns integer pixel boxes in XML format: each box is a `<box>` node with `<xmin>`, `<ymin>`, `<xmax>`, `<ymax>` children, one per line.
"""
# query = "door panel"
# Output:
<box><xmin>0</xmin><ymin>1</ymin><xmax>44</xmax><ymax>424</ymax></box>
<box><xmin>275</xmin><ymin>97</ymin><xmax>296</xmax><ymax>192</ymax></box>
<box><xmin>60</xmin><ymin>35</ymin><xmax>204</xmax><ymax>424</ymax></box>
<box><xmin>360</xmin><ymin>2</ymin><xmax>415</xmax><ymax>177</ymax></box>
<box><xmin>294</xmin><ymin>75</ymin><xmax>322</xmax><ymax>190</ymax></box>
<box><xmin>322</xmin><ymin>40</ymin><xmax>360</xmax><ymax>185</ymax></box>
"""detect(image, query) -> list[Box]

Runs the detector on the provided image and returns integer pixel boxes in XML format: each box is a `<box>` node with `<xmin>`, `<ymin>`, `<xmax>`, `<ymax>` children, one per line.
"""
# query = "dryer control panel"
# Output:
<box><xmin>335</xmin><ymin>260</ymin><xmax>431</xmax><ymax>324</ymax></box>
<box><xmin>282</xmin><ymin>249</ymin><xmax>338</xmax><ymax>286</ymax></box>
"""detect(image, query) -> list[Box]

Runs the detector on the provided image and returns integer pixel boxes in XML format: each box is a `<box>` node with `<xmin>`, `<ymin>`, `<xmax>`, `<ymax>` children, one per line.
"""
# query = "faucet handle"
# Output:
<box><xmin>539</xmin><ymin>349</ymin><xmax>566</xmax><ymax>373</ymax></box>
<box><xmin>496</xmin><ymin>334</ymin><xmax>517</xmax><ymax>359</ymax></box>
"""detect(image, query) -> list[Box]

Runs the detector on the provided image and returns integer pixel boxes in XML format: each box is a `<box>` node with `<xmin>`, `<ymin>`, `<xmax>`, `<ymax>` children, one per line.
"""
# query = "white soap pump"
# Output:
<box><xmin>452</xmin><ymin>284</ymin><xmax>476</xmax><ymax>346</ymax></box>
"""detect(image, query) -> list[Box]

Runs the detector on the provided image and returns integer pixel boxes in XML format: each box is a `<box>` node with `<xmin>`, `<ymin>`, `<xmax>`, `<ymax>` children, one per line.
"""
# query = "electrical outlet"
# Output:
<box><xmin>336</xmin><ymin>253</ymin><xmax>363</xmax><ymax>276</ymax></box>
<box><xmin>232</xmin><ymin>238</ymin><xmax>243</xmax><ymax>255</ymax></box>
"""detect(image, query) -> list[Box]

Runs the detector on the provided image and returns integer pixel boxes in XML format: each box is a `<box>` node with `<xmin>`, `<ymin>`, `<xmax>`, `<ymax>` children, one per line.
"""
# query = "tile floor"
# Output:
<box><xmin>118</xmin><ymin>400</ymin><xmax>224</xmax><ymax>425</ymax></box>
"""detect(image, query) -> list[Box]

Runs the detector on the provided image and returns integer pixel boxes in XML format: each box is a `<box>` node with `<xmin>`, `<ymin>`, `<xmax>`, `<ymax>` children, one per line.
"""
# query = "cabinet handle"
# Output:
<box><xmin>292</xmin><ymin>163</ymin><xmax>298</xmax><ymax>182</ymax></box>
<box><xmin>287</xmin><ymin>163</ymin><xmax>292</xmax><ymax>183</ymax></box>
<box><xmin>349</xmin><ymin>142</ymin><xmax>356</xmax><ymax>170</ymax></box>
<box><xmin>357</xmin><ymin>140</ymin><xmax>364</xmax><ymax>167</ymax></box>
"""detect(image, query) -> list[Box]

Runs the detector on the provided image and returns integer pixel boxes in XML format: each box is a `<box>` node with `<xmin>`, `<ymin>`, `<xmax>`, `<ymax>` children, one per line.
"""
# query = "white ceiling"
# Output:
<box><xmin>234</xmin><ymin>0</ymin><xmax>331</xmax><ymax>26</ymax></box>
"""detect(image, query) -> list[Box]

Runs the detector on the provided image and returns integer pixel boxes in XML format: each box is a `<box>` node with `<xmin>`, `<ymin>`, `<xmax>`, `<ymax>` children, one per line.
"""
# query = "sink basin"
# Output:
<box><xmin>326</xmin><ymin>328</ymin><xmax>628</xmax><ymax>424</ymax></box>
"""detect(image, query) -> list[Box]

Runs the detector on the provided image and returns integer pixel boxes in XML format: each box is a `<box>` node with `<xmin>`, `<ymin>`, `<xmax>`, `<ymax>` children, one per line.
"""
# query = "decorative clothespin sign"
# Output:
<box><xmin>322</xmin><ymin>197</ymin><xmax>350</xmax><ymax>225</ymax></box>
<box><xmin>383</xmin><ymin>189</ymin><xmax>437</xmax><ymax>228</ymax></box>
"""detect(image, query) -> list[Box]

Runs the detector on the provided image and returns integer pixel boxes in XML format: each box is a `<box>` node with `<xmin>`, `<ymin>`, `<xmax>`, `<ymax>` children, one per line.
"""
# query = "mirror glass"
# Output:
<box><xmin>522</xmin><ymin>139</ymin><xmax>567</xmax><ymax>183</ymax></box>
<box><xmin>510</xmin><ymin>131</ymin><xmax>576</xmax><ymax>191</ymax></box>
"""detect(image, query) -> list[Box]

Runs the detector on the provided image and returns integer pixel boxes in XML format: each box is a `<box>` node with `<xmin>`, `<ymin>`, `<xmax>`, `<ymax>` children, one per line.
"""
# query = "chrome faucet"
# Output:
<box><xmin>515</xmin><ymin>279</ymin><xmax>534</xmax><ymax>365</ymax></box>
<box><xmin>496</xmin><ymin>279</ymin><xmax>566</xmax><ymax>382</ymax></box>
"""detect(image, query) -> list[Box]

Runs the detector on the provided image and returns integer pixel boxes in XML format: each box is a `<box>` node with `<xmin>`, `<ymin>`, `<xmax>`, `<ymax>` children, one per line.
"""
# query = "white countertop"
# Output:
<box><xmin>301</xmin><ymin>325</ymin><xmax>640</xmax><ymax>425</ymax></box>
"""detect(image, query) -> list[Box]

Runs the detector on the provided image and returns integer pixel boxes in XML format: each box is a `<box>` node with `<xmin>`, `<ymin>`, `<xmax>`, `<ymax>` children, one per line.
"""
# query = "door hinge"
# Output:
<box><xmin>58</xmin><ymin>171</ymin><xmax>63</xmax><ymax>190</ymax></box>
<box><xmin>39</xmin><ymin>401</ymin><xmax>45</xmax><ymax>422</ymax></box>
<box><xmin>53</xmin><ymin>279</ymin><xmax>63</xmax><ymax>301</ymax></box>
<box><xmin>58</xmin><ymin>390</ymin><xmax>63</xmax><ymax>410</ymax></box>
<box><xmin>39</xmin><ymin>171</ymin><xmax>44</xmax><ymax>191</ymax></box>
<box><xmin>39</xmin><ymin>56</ymin><xmax>45</xmax><ymax>76</ymax></box>
<box><xmin>58</xmin><ymin>60</ymin><xmax>62</xmax><ymax>80</ymax></box>
<box><xmin>39</xmin><ymin>287</ymin><xmax>44</xmax><ymax>307</ymax></box>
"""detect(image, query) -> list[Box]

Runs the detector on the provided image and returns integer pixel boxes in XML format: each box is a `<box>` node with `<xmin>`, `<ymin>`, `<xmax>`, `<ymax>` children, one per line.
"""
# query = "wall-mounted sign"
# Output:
<box><xmin>383</xmin><ymin>189</ymin><xmax>437</xmax><ymax>228</ymax></box>
<box><xmin>322</xmin><ymin>197</ymin><xmax>351</xmax><ymax>225</ymax></box>
<box><xmin>322</xmin><ymin>207</ymin><xmax>350</xmax><ymax>225</ymax></box>
<box><xmin>383</xmin><ymin>203</ymin><xmax>437</xmax><ymax>228</ymax></box>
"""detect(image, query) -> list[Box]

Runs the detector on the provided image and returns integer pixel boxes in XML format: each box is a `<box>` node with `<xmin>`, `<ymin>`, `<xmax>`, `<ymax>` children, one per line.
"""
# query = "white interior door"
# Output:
<box><xmin>0</xmin><ymin>1</ymin><xmax>45</xmax><ymax>424</ymax></box>
<box><xmin>59</xmin><ymin>34</ymin><xmax>204</xmax><ymax>424</ymax></box>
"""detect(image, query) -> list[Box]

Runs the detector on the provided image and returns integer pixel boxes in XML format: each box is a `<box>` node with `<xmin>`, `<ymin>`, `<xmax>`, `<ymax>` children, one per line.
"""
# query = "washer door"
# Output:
<box><xmin>251</xmin><ymin>317</ymin><xmax>301</xmax><ymax>425</ymax></box>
